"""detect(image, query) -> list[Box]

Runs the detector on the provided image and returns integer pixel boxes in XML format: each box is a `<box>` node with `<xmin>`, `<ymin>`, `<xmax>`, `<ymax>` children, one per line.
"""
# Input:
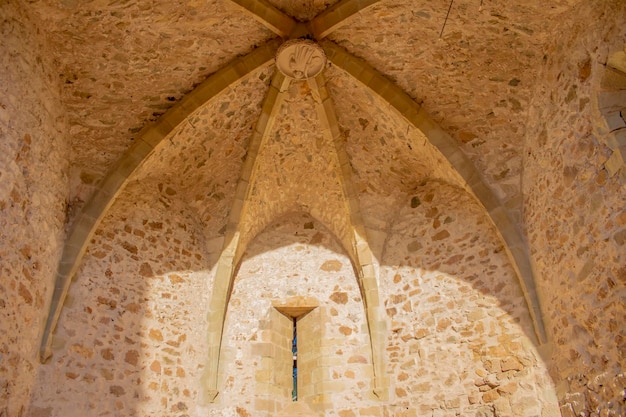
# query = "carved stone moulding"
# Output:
<box><xmin>276</xmin><ymin>39</ymin><xmax>327</xmax><ymax>80</ymax></box>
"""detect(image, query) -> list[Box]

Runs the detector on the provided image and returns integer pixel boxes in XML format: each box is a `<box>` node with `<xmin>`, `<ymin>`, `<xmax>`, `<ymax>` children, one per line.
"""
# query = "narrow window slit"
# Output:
<box><xmin>292</xmin><ymin>316</ymin><xmax>297</xmax><ymax>401</ymax></box>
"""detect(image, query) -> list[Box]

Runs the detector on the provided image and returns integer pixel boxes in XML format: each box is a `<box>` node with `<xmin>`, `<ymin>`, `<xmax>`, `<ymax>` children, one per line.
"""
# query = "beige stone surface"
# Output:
<box><xmin>1</xmin><ymin>0</ymin><xmax>625</xmax><ymax>416</ymax></box>
<box><xmin>26</xmin><ymin>0</ymin><xmax>274</xmax><ymax>205</ymax></box>
<box><xmin>0</xmin><ymin>3</ymin><xmax>69</xmax><ymax>416</ymax></box>
<box><xmin>326</xmin><ymin>64</ymin><xmax>462</xmax><ymax>197</ymax></box>
<box><xmin>327</xmin><ymin>0</ymin><xmax>568</xmax><ymax>218</ymax></box>
<box><xmin>132</xmin><ymin>65</ymin><xmax>274</xmax><ymax>234</ymax></box>
<box><xmin>380</xmin><ymin>182</ymin><xmax>558</xmax><ymax>416</ymax></box>
<box><xmin>28</xmin><ymin>185</ymin><xmax>216</xmax><ymax>417</ymax></box>
<box><xmin>240</xmin><ymin>78</ymin><xmax>353</xmax><ymax>250</ymax></box>
<box><xmin>267</xmin><ymin>0</ymin><xmax>340</xmax><ymax>22</ymax></box>
<box><xmin>213</xmin><ymin>215</ymin><xmax>379</xmax><ymax>416</ymax></box>
<box><xmin>522</xmin><ymin>1</ymin><xmax>626</xmax><ymax>415</ymax></box>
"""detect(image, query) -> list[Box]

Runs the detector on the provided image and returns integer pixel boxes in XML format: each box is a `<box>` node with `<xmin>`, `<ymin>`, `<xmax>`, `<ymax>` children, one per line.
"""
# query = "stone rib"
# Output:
<box><xmin>321</xmin><ymin>39</ymin><xmax>548</xmax><ymax>345</ymax></box>
<box><xmin>39</xmin><ymin>39</ymin><xmax>281</xmax><ymax>362</ymax></box>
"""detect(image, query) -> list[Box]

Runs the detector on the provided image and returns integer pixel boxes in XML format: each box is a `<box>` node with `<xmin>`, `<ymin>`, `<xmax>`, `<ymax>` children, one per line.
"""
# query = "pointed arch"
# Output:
<box><xmin>38</xmin><ymin>39</ymin><xmax>281</xmax><ymax>362</ymax></box>
<box><xmin>202</xmin><ymin>209</ymin><xmax>386</xmax><ymax>403</ymax></box>
<box><xmin>321</xmin><ymin>40</ymin><xmax>548</xmax><ymax>344</ymax></box>
<box><xmin>202</xmin><ymin>69</ymin><xmax>387</xmax><ymax>400</ymax></box>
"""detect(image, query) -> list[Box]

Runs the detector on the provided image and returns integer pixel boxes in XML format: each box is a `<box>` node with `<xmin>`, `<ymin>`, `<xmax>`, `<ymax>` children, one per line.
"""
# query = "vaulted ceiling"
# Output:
<box><xmin>31</xmin><ymin>0</ymin><xmax>585</xmax><ymax>359</ymax></box>
<box><xmin>29</xmin><ymin>0</ymin><xmax>574</xmax><ymax>207</ymax></box>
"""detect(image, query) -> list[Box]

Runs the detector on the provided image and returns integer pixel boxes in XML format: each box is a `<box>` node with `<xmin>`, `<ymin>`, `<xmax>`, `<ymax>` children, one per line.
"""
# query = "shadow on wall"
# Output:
<box><xmin>379</xmin><ymin>181</ymin><xmax>558</xmax><ymax>416</ymax></box>
<box><xmin>27</xmin><ymin>181</ymin><xmax>560</xmax><ymax>417</ymax></box>
<box><xmin>215</xmin><ymin>213</ymin><xmax>378</xmax><ymax>416</ymax></box>
<box><xmin>27</xmin><ymin>179</ymin><xmax>217</xmax><ymax>417</ymax></box>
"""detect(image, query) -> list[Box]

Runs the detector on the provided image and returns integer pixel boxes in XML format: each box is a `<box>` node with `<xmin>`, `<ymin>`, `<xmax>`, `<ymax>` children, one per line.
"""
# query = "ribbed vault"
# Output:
<box><xmin>39</xmin><ymin>0</ymin><xmax>549</xmax><ymax>402</ymax></box>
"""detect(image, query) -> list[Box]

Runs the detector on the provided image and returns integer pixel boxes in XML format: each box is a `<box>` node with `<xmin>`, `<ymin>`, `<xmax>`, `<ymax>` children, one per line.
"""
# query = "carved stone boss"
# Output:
<box><xmin>276</xmin><ymin>39</ymin><xmax>327</xmax><ymax>80</ymax></box>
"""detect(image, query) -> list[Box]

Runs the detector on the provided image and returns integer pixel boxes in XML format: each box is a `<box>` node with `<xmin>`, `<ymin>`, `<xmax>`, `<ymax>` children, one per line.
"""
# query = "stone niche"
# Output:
<box><xmin>217</xmin><ymin>215</ymin><xmax>378</xmax><ymax>416</ymax></box>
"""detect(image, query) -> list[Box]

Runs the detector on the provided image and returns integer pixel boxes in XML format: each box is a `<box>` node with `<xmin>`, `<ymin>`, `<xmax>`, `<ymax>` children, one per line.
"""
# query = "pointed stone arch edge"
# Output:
<box><xmin>38</xmin><ymin>39</ymin><xmax>281</xmax><ymax>362</ymax></box>
<box><xmin>308</xmin><ymin>72</ymin><xmax>388</xmax><ymax>398</ymax></box>
<box><xmin>321</xmin><ymin>40</ymin><xmax>548</xmax><ymax>345</ymax></box>
<box><xmin>202</xmin><ymin>210</ymin><xmax>387</xmax><ymax>403</ymax></box>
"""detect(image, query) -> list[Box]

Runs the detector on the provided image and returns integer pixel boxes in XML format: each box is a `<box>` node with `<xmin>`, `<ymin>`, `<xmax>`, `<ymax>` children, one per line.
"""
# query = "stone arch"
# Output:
<box><xmin>228</xmin><ymin>0</ymin><xmax>383</xmax><ymax>40</ymax></box>
<box><xmin>29</xmin><ymin>181</ymin><xmax>215</xmax><ymax>416</ymax></box>
<box><xmin>38</xmin><ymin>39</ymin><xmax>281</xmax><ymax>362</ymax></box>
<box><xmin>379</xmin><ymin>180</ymin><xmax>560</xmax><ymax>416</ymax></box>
<box><xmin>321</xmin><ymin>40</ymin><xmax>548</xmax><ymax>345</ymax></box>
<box><xmin>202</xmin><ymin>211</ymin><xmax>386</xmax><ymax>403</ymax></box>
<box><xmin>309</xmin><ymin>0</ymin><xmax>382</xmax><ymax>39</ymax></box>
<box><xmin>208</xmin><ymin>213</ymin><xmax>383</xmax><ymax>414</ymax></box>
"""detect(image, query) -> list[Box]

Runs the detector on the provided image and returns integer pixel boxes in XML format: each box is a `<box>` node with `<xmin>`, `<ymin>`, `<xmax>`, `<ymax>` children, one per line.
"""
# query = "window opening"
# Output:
<box><xmin>272</xmin><ymin>298</ymin><xmax>318</xmax><ymax>403</ymax></box>
<box><xmin>292</xmin><ymin>316</ymin><xmax>298</xmax><ymax>401</ymax></box>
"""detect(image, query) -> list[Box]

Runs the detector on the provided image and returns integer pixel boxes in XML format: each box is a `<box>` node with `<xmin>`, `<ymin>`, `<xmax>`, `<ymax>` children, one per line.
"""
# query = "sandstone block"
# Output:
<box><xmin>482</xmin><ymin>389</ymin><xmax>500</xmax><ymax>403</ymax></box>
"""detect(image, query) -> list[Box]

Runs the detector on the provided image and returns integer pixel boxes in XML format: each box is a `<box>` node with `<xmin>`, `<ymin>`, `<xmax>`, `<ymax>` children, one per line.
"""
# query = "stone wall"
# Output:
<box><xmin>0</xmin><ymin>3</ymin><xmax>69</xmax><ymax>416</ymax></box>
<box><xmin>380</xmin><ymin>182</ymin><xmax>558</xmax><ymax>417</ymax></box>
<box><xmin>25</xmin><ymin>0</ymin><xmax>274</xmax><ymax>208</ymax></box>
<box><xmin>211</xmin><ymin>214</ymin><xmax>378</xmax><ymax>417</ymax></box>
<box><xmin>28</xmin><ymin>184</ymin><xmax>216</xmax><ymax>417</ymax></box>
<box><xmin>328</xmin><ymin>0</ymin><xmax>556</xmax><ymax>223</ymax></box>
<box><xmin>3</xmin><ymin>1</ymin><xmax>624</xmax><ymax>416</ymax></box>
<box><xmin>27</xmin><ymin>184</ymin><xmax>562</xmax><ymax>416</ymax></box>
<box><xmin>523</xmin><ymin>0</ymin><xmax>626</xmax><ymax>415</ymax></box>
